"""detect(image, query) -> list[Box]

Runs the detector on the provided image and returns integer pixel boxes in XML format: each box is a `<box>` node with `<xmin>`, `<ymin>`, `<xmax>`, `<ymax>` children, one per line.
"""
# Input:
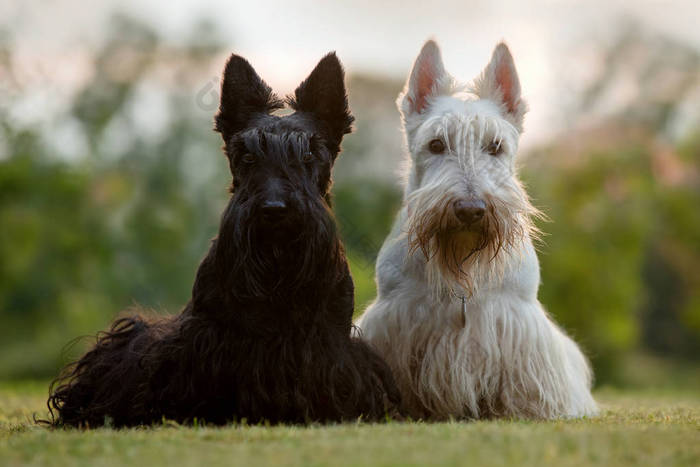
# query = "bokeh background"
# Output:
<box><xmin>1</xmin><ymin>0</ymin><xmax>698</xmax><ymax>389</ymax></box>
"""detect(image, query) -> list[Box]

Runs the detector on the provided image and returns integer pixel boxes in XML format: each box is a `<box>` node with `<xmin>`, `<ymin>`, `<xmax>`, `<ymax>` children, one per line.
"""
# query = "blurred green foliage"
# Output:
<box><xmin>526</xmin><ymin>136</ymin><xmax>700</xmax><ymax>382</ymax></box>
<box><xmin>334</xmin><ymin>179</ymin><xmax>402</xmax><ymax>309</ymax></box>
<box><xmin>0</xmin><ymin>15</ymin><xmax>228</xmax><ymax>377</ymax></box>
<box><xmin>0</xmin><ymin>15</ymin><xmax>698</xmax><ymax>384</ymax></box>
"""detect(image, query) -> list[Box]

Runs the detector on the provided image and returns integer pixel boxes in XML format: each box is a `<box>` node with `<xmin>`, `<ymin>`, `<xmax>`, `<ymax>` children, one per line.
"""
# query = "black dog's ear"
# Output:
<box><xmin>288</xmin><ymin>52</ymin><xmax>354</xmax><ymax>154</ymax></box>
<box><xmin>214</xmin><ymin>54</ymin><xmax>283</xmax><ymax>143</ymax></box>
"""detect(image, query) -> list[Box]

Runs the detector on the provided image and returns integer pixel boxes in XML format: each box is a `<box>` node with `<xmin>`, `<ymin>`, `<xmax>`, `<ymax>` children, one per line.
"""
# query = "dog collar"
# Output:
<box><xmin>450</xmin><ymin>289</ymin><xmax>468</xmax><ymax>326</ymax></box>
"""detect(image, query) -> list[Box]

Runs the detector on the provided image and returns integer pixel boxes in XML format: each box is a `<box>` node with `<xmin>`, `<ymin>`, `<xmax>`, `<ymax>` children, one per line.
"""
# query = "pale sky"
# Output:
<box><xmin>2</xmin><ymin>0</ymin><xmax>699</xmax><ymax>147</ymax></box>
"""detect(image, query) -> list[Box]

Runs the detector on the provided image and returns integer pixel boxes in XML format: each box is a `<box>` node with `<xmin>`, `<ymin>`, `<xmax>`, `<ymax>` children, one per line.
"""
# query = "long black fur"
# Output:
<box><xmin>46</xmin><ymin>52</ymin><xmax>400</xmax><ymax>427</ymax></box>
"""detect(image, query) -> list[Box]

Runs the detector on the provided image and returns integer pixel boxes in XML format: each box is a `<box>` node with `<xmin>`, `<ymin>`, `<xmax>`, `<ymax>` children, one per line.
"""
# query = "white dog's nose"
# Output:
<box><xmin>453</xmin><ymin>199</ymin><xmax>485</xmax><ymax>226</ymax></box>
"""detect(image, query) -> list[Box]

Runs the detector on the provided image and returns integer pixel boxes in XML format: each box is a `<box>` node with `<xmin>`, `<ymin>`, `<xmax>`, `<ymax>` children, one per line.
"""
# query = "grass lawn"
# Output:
<box><xmin>0</xmin><ymin>381</ymin><xmax>698</xmax><ymax>467</ymax></box>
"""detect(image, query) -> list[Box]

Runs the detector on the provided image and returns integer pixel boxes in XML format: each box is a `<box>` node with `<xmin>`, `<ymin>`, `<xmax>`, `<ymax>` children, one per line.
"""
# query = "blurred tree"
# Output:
<box><xmin>525</xmin><ymin>25</ymin><xmax>700</xmax><ymax>382</ymax></box>
<box><xmin>334</xmin><ymin>179</ymin><xmax>402</xmax><ymax>266</ymax></box>
<box><xmin>333</xmin><ymin>179</ymin><xmax>402</xmax><ymax>311</ymax></box>
<box><xmin>0</xmin><ymin>14</ymin><xmax>227</xmax><ymax>377</ymax></box>
<box><xmin>642</xmin><ymin>132</ymin><xmax>700</xmax><ymax>359</ymax></box>
<box><xmin>526</xmin><ymin>141</ymin><xmax>653</xmax><ymax>382</ymax></box>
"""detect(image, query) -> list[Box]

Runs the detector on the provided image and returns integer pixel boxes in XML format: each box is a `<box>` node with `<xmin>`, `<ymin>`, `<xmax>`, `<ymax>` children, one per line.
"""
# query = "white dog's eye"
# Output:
<box><xmin>428</xmin><ymin>139</ymin><xmax>446</xmax><ymax>154</ymax></box>
<box><xmin>485</xmin><ymin>141</ymin><xmax>503</xmax><ymax>156</ymax></box>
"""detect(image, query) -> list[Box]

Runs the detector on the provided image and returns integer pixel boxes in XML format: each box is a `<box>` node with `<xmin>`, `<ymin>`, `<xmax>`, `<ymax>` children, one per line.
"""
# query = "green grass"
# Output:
<box><xmin>1</xmin><ymin>381</ymin><xmax>698</xmax><ymax>466</ymax></box>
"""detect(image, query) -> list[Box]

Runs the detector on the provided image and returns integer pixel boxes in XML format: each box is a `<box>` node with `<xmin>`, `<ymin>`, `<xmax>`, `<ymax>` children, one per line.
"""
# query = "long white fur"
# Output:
<box><xmin>356</xmin><ymin>41</ymin><xmax>598</xmax><ymax>420</ymax></box>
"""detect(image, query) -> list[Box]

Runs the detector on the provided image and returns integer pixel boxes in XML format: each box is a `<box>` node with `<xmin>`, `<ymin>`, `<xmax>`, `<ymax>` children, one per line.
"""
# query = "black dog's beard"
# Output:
<box><xmin>216</xmin><ymin>197</ymin><xmax>341</xmax><ymax>302</ymax></box>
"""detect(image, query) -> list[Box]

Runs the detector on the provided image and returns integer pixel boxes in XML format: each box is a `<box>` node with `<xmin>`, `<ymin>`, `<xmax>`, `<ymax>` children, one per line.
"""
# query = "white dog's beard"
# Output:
<box><xmin>406</xmin><ymin>193</ymin><xmax>539</xmax><ymax>297</ymax></box>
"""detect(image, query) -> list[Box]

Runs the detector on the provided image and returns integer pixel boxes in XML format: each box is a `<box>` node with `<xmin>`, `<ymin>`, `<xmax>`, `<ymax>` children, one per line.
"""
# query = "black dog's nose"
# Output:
<box><xmin>261</xmin><ymin>200</ymin><xmax>287</xmax><ymax>220</ymax></box>
<box><xmin>453</xmin><ymin>199</ymin><xmax>486</xmax><ymax>226</ymax></box>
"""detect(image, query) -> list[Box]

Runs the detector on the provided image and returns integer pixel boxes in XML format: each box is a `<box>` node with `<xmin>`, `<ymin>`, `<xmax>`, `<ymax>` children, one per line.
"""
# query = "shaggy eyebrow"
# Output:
<box><xmin>425</xmin><ymin>114</ymin><xmax>515</xmax><ymax>154</ymax></box>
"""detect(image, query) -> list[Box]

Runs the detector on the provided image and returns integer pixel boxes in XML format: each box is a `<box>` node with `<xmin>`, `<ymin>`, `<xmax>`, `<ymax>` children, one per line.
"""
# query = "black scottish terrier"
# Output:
<box><xmin>46</xmin><ymin>52</ymin><xmax>400</xmax><ymax>427</ymax></box>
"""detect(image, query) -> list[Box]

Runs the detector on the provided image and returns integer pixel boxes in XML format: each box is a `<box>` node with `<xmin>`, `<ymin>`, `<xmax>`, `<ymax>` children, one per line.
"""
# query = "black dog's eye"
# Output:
<box><xmin>241</xmin><ymin>153</ymin><xmax>256</xmax><ymax>164</ymax></box>
<box><xmin>428</xmin><ymin>139</ymin><xmax>445</xmax><ymax>154</ymax></box>
<box><xmin>485</xmin><ymin>141</ymin><xmax>503</xmax><ymax>156</ymax></box>
<box><xmin>302</xmin><ymin>151</ymin><xmax>314</xmax><ymax>164</ymax></box>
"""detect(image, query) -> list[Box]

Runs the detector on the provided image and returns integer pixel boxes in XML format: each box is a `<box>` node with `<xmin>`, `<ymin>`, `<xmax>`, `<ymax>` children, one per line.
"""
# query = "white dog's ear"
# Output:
<box><xmin>473</xmin><ymin>42</ymin><xmax>527</xmax><ymax>131</ymax></box>
<box><xmin>399</xmin><ymin>40</ymin><xmax>448</xmax><ymax>119</ymax></box>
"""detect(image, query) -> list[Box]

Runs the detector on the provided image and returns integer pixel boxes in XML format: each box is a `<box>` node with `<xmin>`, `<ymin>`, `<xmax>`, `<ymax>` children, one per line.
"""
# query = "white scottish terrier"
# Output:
<box><xmin>356</xmin><ymin>41</ymin><xmax>598</xmax><ymax>420</ymax></box>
